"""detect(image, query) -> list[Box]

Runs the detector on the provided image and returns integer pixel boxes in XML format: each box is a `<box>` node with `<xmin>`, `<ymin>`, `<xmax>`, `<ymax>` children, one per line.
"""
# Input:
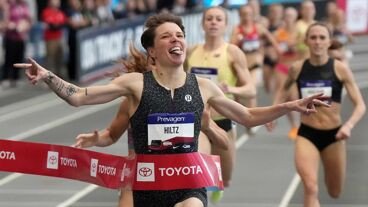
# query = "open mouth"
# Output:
<box><xmin>169</xmin><ymin>46</ymin><xmax>183</xmax><ymax>55</ymax></box>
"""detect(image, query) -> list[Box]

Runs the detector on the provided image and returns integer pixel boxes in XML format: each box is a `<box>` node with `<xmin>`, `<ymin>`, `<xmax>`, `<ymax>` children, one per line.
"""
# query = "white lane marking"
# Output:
<box><xmin>0</xmin><ymin>99</ymin><xmax>60</xmax><ymax>123</ymax></box>
<box><xmin>236</xmin><ymin>126</ymin><xmax>261</xmax><ymax>149</ymax></box>
<box><xmin>56</xmin><ymin>185</ymin><xmax>99</xmax><ymax>207</ymax></box>
<box><xmin>0</xmin><ymin>101</ymin><xmax>119</xmax><ymax>187</ymax></box>
<box><xmin>278</xmin><ymin>174</ymin><xmax>301</xmax><ymax>207</ymax></box>
<box><xmin>0</xmin><ymin>173</ymin><xmax>22</xmax><ymax>186</ymax></box>
<box><xmin>0</xmin><ymin>93</ymin><xmax>55</xmax><ymax>116</ymax></box>
<box><xmin>278</xmin><ymin>84</ymin><xmax>368</xmax><ymax>207</ymax></box>
<box><xmin>10</xmin><ymin>101</ymin><xmax>118</xmax><ymax>141</ymax></box>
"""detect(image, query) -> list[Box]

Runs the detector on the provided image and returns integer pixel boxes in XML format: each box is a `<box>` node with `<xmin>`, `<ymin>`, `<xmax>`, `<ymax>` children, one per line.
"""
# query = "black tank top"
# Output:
<box><xmin>130</xmin><ymin>71</ymin><xmax>204</xmax><ymax>154</ymax></box>
<box><xmin>297</xmin><ymin>58</ymin><xmax>343</xmax><ymax>103</ymax></box>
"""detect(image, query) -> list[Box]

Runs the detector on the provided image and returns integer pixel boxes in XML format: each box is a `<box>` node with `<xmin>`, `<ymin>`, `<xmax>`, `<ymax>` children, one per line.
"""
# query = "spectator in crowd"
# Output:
<box><xmin>136</xmin><ymin>0</ymin><xmax>147</xmax><ymax>14</ymax></box>
<box><xmin>172</xmin><ymin>0</ymin><xmax>187</xmax><ymax>14</ymax></box>
<box><xmin>41</xmin><ymin>0</ymin><xmax>67</xmax><ymax>78</ymax></box>
<box><xmin>82</xmin><ymin>0</ymin><xmax>100</xmax><ymax>26</ymax></box>
<box><xmin>156</xmin><ymin>0</ymin><xmax>174</xmax><ymax>13</ymax></box>
<box><xmin>0</xmin><ymin>0</ymin><xmax>8</xmax><ymax>68</ymax></box>
<box><xmin>96</xmin><ymin>0</ymin><xmax>114</xmax><ymax>23</ymax></box>
<box><xmin>145</xmin><ymin>0</ymin><xmax>157</xmax><ymax>14</ymax></box>
<box><xmin>1</xmin><ymin>0</ymin><xmax>31</xmax><ymax>88</ymax></box>
<box><xmin>113</xmin><ymin>0</ymin><xmax>141</xmax><ymax>19</ymax></box>
<box><xmin>0</xmin><ymin>0</ymin><xmax>8</xmax><ymax>31</ymax></box>
<box><xmin>66</xmin><ymin>0</ymin><xmax>89</xmax><ymax>81</ymax></box>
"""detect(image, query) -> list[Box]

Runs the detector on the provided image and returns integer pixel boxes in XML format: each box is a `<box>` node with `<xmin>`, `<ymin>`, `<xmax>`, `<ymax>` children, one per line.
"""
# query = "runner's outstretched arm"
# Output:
<box><xmin>14</xmin><ymin>58</ymin><xmax>138</xmax><ymax>106</ymax></box>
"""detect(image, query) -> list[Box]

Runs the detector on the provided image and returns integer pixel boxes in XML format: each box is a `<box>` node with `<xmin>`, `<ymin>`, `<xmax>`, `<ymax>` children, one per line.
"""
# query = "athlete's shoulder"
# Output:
<box><xmin>227</xmin><ymin>43</ymin><xmax>243</xmax><ymax>55</ymax></box>
<box><xmin>292</xmin><ymin>59</ymin><xmax>305</xmax><ymax>69</ymax></box>
<box><xmin>196</xmin><ymin>76</ymin><xmax>216</xmax><ymax>88</ymax></box>
<box><xmin>114</xmin><ymin>72</ymin><xmax>144</xmax><ymax>83</ymax></box>
<box><xmin>187</xmin><ymin>44</ymin><xmax>202</xmax><ymax>56</ymax></box>
<box><xmin>333</xmin><ymin>59</ymin><xmax>352</xmax><ymax>81</ymax></box>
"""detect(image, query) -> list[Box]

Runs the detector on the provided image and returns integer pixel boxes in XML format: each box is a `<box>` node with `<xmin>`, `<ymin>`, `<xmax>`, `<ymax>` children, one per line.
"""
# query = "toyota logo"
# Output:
<box><xmin>49</xmin><ymin>155</ymin><xmax>57</xmax><ymax>164</ymax></box>
<box><xmin>139</xmin><ymin>167</ymin><xmax>152</xmax><ymax>177</ymax></box>
<box><xmin>91</xmin><ymin>163</ymin><xmax>97</xmax><ymax>171</ymax></box>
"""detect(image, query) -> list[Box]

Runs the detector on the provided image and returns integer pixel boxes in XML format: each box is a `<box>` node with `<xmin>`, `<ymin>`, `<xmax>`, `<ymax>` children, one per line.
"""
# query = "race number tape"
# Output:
<box><xmin>0</xmin><ymin>139</ymin><xmax>223</xmax><ymax>191</ymax></box>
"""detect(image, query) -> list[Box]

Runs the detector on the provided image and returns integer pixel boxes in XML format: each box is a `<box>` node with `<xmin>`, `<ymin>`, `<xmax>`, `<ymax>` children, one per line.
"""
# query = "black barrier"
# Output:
<box><xmin>74</xmin><ymin>9</ymin><xmax>242</xmax><ymax>83</ymax></box>
<box><xmin>76</xmin><ymin>16</ymin><xmax>146</xmax><ymax>83</ymax></box>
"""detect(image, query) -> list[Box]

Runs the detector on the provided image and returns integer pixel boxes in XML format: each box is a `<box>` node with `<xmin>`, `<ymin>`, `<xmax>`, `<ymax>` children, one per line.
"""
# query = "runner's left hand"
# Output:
<box><xmin>336</xmin><ymin>124</ymin><xmax>351</xmax><ymax>140</ymax></box>
<box><xmin>290</xmin><ymin>93</ymin><xmax>330</xmax><ymax>115</ymax></box>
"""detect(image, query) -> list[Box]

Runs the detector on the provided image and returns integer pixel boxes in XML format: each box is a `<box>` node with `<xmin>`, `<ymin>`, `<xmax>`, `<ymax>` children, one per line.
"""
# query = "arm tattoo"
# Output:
<box><xmin>56</xmin><ymin>80</ymin><xmax>65</xmax><ymax>92</ymax></box>
<box><xmin>85</xmin><ymin>87</ymin><xmax>88</xmax><ymax>96</ymax></box>
<box><xmin>44</xmin><ymin>71</ymin><xmax>55</xmax><ymax>84</ymax></box>
<box><xmin>44</xmin><ymin>71</ymin><xmax>79</xmax><ymax>99</ymax></box>
<box><xmin>66</xmin><ymin>85</ymin><xmax>78</xmax><ymax>97</ymax></box>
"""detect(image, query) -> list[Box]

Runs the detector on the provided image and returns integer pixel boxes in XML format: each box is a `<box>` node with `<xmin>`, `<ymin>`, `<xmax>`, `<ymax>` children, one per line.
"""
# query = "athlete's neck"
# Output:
<box><xmin>309</xmin><ymin>54</ymin><xmax>329</xmax><ymax>66</ymax></box>
<box><xmin>242</xmin><ymin>21</ymin><xmax>253</xmax><ymax>27</ymax></box>
<box><xmin>302</xmin><ymin>18</ymin><xmax>314</xmax><ymax>25</ymax></box>
<box><xmin>285</xmin><ymin>23</ymin><xmax>295</xmax><ymax>32</ymax></box>
<box><xmin>204</xmin><ymin>37</ymin><xmax>224</xmax><ymax>51</ymax></box>
<box><xmin>152</xmin><ymin>66</ymin><xmax>186</xmax><ymax>90</ymax></box>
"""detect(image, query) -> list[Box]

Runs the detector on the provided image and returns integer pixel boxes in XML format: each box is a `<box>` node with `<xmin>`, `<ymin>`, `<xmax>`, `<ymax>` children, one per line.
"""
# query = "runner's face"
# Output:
<box><xmin>301</xmin><ymin>2</ymin><xmax>315</xmax><ymax>20</ymax></box>
<box><xmin>150</xmin><ymin>22</ymin><xmax>186</xmax><ymax>67</ymax></box>
<box><xmin>284</xmin><ymin>9</ymin><xmax>297</xmax><ymax>25</ymax></box>
<box><xmin>239</xmin><ymin>6</ymin><xmax>253</xmax><ymax>23</ymax></box>
<box><xmin>203</xmin><ymin>8</ymin><xmax>227</xmax><ymax>38</ymax></box>
<box><xmin>306</xmin><ymin>25</ymin><xmax>331</xmax><ymax>57</ymax></box>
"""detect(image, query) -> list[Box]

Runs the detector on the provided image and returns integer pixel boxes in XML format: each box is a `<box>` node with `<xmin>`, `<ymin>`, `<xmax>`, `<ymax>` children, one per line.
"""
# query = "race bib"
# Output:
<box><xmin>191</xmin><ymin>67</ymin><xmax>218</xmax><ymax>83</ymax></box>
<box><xmin>242</xmin><ymin>40</ymin><xmax>261</xmax><ymax>52</ymax></box>
<box><xmin>147</xmin><ymin>113</ymin><xmax>194</xmax><ymax>151</ymax></box>
<box><xmin>300</xmin><ymin>80</ymin><xmax>332</xmax><ymax>98</ymax></box>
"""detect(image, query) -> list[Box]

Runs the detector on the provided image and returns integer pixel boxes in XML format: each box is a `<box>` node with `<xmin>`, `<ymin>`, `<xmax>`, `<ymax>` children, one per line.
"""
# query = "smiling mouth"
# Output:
<box><xmin>169</xmin><ymin>46</ymin><xmax>183</xmax><ymax>55</ymax></box>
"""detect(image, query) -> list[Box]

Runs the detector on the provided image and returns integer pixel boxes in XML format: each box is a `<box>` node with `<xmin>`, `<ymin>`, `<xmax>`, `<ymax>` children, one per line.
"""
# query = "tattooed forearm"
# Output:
<box><xmin>44</xmin><ymin>71</ymin><xmax>55</xmax><ymax>84</ymax></box>
<box><xmin>44</xmin><ymin>71</ymin><xmax>80</xmax><ymax>100</ymax></box>
<box><xmin>66</xmin><ymin>84</ymin><xmax>78</xmax><ymax>97</ymax></box>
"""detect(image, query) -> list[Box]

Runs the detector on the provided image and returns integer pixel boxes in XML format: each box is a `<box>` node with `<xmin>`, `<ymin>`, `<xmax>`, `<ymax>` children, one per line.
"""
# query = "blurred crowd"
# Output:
<box><xmin>0</xmin><ymin>0</ymin><xmax>354</xmax><ymax>88</ymax></box>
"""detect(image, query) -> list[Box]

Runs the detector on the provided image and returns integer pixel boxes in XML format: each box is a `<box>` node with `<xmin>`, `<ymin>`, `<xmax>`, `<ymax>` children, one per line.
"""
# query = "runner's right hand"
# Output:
<box><xmin>73</xmin><ymin>130</ymin><xmax>99</xmax><ymax>148</ymax></box>
<box><xmin>13</xmin><ymin>58</ymin><xmax>49</xmax><ymax>85</ymax></box>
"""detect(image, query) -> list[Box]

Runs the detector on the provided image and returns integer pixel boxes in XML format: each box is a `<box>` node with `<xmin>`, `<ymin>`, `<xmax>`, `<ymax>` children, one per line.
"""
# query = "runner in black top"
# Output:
<box><xmin>16</xmin><ymin>13</ymin><xmax>330</xmax><ymax>207</ymax></box>
<box><xmin>274</xmin><ymin>22</ymin><xmax>366</xmax><ymax>207</ymax></box>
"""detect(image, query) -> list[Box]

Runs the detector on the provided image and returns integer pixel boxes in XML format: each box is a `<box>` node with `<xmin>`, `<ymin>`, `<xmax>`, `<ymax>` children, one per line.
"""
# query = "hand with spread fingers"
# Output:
<box><xmin>13</xmin><ymin>58</ymin><xmax>49</xmax><ymax>85</ymax></box>
<box><xmin>290</xmin><ymin>93</ymin><xmax>330</xmax><ymax>115</ymax></box>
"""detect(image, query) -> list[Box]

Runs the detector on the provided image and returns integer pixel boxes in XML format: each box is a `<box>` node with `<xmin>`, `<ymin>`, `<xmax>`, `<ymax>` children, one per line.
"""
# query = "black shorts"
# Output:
<box><xmin>297</xmin><ymin>123</ymin><xmax>341</xmax><ymax>151</ymax></box>
<box><xmin>133</xmin><ymin>188</ymin><xmax>207</xmax><ymax>207</ymax></box>
<box><xmin>263</xmin><ymin>55</ymin><xmax>277</xmax><ymax>68</ymax></box>
<box><xmin>214</xmin><ymin>119</ymin><xmax>233</xmax><ymax>132</ymax></box>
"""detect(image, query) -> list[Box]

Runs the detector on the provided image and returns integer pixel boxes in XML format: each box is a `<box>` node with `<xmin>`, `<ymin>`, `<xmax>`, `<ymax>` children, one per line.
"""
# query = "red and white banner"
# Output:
<box><xmin>0</xmin><ymin>139</ymin><xmax>223</xmax><ymax>191</ymax></box>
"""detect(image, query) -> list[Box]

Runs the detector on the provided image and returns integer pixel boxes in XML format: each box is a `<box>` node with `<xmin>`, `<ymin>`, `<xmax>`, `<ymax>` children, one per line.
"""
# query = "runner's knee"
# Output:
<box><xmin>303</xmin><ymin>178</ymin><xmax>319</xmax><ymax>196</ymax></box>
